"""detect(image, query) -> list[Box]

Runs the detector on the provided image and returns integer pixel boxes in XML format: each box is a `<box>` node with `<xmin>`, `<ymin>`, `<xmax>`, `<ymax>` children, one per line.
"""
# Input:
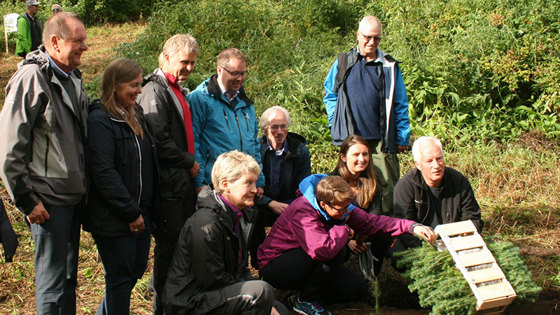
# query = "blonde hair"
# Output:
<box><xmin>315</xmin><ymin>176</ymin><xmax>355</xmax><ymax>206</ymax></box>
<box><xmin>100</xmin><ymin>58</ymin><xmax>144</xmax><ymax>137</ymax></box>
<box><xmin>212</xmin><ymin>150</ymin><xmax>261</xmax><ymax>194</ymax></box>
<box><xmin>335</xmin><ymin>135</ymin><xmax>377</xmax><ymax>209</ymax></box>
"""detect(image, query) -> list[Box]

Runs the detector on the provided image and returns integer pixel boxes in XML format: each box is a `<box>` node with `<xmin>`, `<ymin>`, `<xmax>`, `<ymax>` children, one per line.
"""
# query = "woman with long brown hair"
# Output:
<box><xmin>84</xmin><ymin>57</ymin><xmax>157</xmax><ymax>314</ymax></box>
<box><xmin>331</xmin><ymin>135</ymin><xmax>389</xmax><ymax>274</ymax></box>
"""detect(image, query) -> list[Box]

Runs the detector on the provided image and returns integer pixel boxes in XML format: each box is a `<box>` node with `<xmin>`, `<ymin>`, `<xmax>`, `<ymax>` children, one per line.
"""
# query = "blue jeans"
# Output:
<box><xmin>30</xmin><ymin>204</ymin><xmax>82</xmax><ymax>315</ymax></box>
<box><xmin>93</xmin><ymin>227</ymin><xmax>151</xmax><ymax>315</ymax></box>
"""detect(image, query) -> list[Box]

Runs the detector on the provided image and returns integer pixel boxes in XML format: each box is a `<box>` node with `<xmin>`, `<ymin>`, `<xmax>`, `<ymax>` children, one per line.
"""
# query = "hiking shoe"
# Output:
<box><xmin>292</xmin><ymin>296</ymin><xmax>332</xmax><ymax>315</ymax></box>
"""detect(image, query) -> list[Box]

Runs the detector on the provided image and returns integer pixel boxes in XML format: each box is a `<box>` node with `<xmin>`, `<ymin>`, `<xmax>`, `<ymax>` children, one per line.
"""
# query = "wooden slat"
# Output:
<box><xmin>477</xmin><ymin>295</ymin><xmax>517</xmax><ymax>311</ymax></box>
<box><xmin>475</xmin><ymin>282</ymin><xmax>516</xmax><ymax>301</ymax></box>
<box><xmin>458</xmin><ymin>250</ymin><xmax>495</xmax><ymax>267</ymax></box>
<box><xmin>448</xmin><ymin>234</ymin><xmax>486</xmax><ymax>251</ymax></box>
<box><xmin>468</xmin><ymin>266</ymin><xmax>505</xmax><ymax>284</ymax></box>
<box><xmin>436</xmin><ymin>220</ymin><xmax>477</xmax><ymax>237</ymax></box>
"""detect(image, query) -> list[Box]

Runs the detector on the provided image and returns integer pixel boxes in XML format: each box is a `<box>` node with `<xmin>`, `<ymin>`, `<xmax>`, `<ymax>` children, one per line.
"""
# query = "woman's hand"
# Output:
<box><xmin>129</xmin><ymin>214</ymin><xmax>145</xmax><ymax>234</ymax></box>
<box><xmin>413</xmin><ymin>225</ymin><xmax>436</xmax><ymax>243</ymax></box>
<box><xmin>348</xmin><ymin>239</ymin><xmax>368</xmax><ymax>254</ymax></box>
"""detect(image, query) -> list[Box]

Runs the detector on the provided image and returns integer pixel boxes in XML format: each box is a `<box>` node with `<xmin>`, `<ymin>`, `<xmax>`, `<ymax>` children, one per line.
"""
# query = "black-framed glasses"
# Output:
<box><xmin>221</xmin><ymin>66</ymin><xmax>248</xmax><ymax>77</ymax></box>
<box><xmin>326</xmin><ymin>203</ymin><xmax>349</xmax><ymax>214</ymax></box>
<box><xmin>359</xmin><ymin>31</ymin><xmax>382</xmax><ymax>43</ymax></box>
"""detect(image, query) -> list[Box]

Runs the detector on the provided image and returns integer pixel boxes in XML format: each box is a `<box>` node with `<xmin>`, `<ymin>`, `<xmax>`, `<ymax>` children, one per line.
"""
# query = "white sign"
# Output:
<box><xmin>4</xmin><ymin>13</ymin><xmax>19</xmax><ymax>34</ymax></box>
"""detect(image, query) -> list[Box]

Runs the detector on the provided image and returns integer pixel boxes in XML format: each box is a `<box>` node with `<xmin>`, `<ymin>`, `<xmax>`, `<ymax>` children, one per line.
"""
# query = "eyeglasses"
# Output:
<box><xmin>269</xmin><ymin>124</ymin><xmax>288</xmax><ymax>131</ymax></box>
<box><xmin>326</xmin><ymin>203</ymin><xmax>349</xmax><ymax>214</ymax></box>
<box><xmin>220</xmin><ymin>66</ymin><xmax>248</xmax><ymax>77</ymax></box>
<box><xmin>359</xmin><ymin>31</ymin><xmax>382</xmax><ymax>43</ymax></box>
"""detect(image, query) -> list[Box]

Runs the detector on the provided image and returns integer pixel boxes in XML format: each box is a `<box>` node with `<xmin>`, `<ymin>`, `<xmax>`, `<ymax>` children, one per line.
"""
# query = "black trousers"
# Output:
<box><xmin>152</xmin><ymin>195</ymin><xmax>195</xmax><ymax>315</ymax></box>
<box><xmin>260</xmin><ymin>247</ymin><xmax>367</xmax><ymax>303</ymax></box>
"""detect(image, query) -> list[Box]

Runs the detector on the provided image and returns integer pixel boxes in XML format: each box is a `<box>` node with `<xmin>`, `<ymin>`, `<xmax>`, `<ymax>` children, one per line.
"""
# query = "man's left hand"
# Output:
<box><xmin>397</xmin><ymin>145</ymin><xmax>410</xmax><ymax>153</ymax></box>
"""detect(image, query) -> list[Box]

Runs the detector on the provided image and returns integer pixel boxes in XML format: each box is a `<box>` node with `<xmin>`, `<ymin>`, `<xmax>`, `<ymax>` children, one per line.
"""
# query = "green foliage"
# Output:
<box><xmin>486</xmin><ymin>237</ymin><xmax>542</xmax><ymax>305</ymax></box>
<box><xmin>365</xmin><ymin>0</ymin><xmax>560</xmax><ymax>146</ymax></box>
<box><xmin>120</xmin><ymin>0</ymin><xmax>559</xmax><ymax>151</ymax></box>
<box><xmin>48</xmin><ymin>0</ymin><xmax>155</xmax><ymax>24</ymax></box>
<box><xmin>396</xmin><ymin>237</ymin><xmax>542</xmax><ymax>314</ymax></box>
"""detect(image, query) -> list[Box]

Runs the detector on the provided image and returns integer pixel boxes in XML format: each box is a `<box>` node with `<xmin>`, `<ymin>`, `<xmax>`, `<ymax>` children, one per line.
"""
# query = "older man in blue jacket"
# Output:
<box><xmin>324</xmin><ymin>15</ymin><xmax>411</xmax><ymax>215</ymax></box>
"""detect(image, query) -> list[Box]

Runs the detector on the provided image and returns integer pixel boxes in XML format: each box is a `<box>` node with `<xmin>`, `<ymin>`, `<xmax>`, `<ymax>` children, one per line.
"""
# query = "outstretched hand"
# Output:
<box><xmin>413</xmin><ymin>225</ymin><xmax>436</xmax><ymax>243</ymax></box>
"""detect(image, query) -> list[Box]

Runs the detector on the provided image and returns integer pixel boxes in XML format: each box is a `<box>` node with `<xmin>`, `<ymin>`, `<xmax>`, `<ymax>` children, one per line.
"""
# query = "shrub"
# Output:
<box><xmin>122</xmin><ymin>0</ymin><xmax>560</xmax><ymax>157</ymax></box>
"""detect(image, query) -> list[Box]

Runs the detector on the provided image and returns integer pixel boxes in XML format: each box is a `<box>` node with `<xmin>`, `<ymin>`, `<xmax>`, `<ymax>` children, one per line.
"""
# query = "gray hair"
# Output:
<box><xmin>212</xmin><ymin>150</ymin><xmax>261</xmax><ymax>195</ymax></box>
<box><xmin>42</xmin><ymin>12</ymin><xmax>80</xmax><ymax>48</ymax></box>
<box><xmin>358</xmin><ymin>15</ymin><xmax>382</xmax><ymax>33</ymax></box>
<box><xmin>412</xmin><ymin>136</ymin><xmax>444</xmax><ymax>163</ymax></box>
<box><xmin>158</xmin><ymin>34</ymin><xmax>200</xmax><ymax>68</ymax></box>
<box><xmin>259</xmin><ymin>106</ymin><xmax>292</xmax><ymax>133</ymax></box>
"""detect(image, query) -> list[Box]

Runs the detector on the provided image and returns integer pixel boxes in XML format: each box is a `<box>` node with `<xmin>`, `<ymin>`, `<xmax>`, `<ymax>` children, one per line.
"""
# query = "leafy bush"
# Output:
<box><xmin>54</xmin><ymin>0</ymin><xmax>155</xmax><ymax>24</ymax></box>
<box><xmin>122</xmin><ymin>0</ymin><xmax>560</xmax><ymax>161</ymax></box>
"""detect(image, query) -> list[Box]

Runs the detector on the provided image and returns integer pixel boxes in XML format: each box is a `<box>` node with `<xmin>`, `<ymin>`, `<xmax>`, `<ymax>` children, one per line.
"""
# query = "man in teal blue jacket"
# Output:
<box><xmin>189</xmin><ymin>48</ymin><xmax>265</xmax><ymax>198</ymax></box>
<box><xmin>16</xmin><ymin>0</ymin><xmax>42</xmax><ymax>58</ymax></box>
<box><xmin>323</xmin><ymin>16</ymin><xmax>411</xmax><ymax>215</ymax></box>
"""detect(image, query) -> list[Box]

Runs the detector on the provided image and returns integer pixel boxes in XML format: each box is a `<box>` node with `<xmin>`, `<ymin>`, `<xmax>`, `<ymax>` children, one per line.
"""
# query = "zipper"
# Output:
<box><xmin>234</xmin><ymin>113</ymin><xmax>243</xmax><ymax>151</ymax></box>
<box><xmin>223</xmin><ymin>109</ymin><xmax>231</xmax><ymax>130</ymax></box>
<box><xmin>133</xmin><ymin>131</ymin><xmax>143</xmax><ymax>206</ymax></box>
<box><xmin>244</xmin><ymin>112</ymin><xmax>249</xmax><ymax>131</ymax></box>
<box><xmin>44</xmin><ymin>133</ymin><xmax>50</xmax><ymax>176</ymax></box>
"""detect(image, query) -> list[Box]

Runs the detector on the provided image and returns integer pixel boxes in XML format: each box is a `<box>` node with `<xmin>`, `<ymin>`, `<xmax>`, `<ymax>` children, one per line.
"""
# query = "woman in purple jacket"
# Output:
<box><xmin>257</xmin><ymin>175</ymin><xmax>435</xmax><ymax>315</ymax></box>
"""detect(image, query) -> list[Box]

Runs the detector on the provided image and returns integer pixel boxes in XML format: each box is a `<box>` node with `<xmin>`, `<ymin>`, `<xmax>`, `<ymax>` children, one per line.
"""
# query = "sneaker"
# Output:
<box><xmin>292</xmin><ymin>296</ymin><xmax>332</xmax><ymax>315</ymax></box>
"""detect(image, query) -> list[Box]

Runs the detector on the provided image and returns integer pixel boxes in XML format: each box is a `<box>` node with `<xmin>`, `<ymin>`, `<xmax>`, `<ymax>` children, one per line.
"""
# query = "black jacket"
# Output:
<box><xmin>137</xmin><ymin>69</ymin><xmax>196</xmax><ymax>200</ymax></box>
<box><xmin>163</xmin><ymin>187</ymin><xmax>255</xmax><ymax>314</ymax></box>
<box><xmin>257</xmin><ymin>132</ymin><xmax>311</xmax><ymax>207</ymax></box>
<box><xmin>84</xmin><ymin>100</ymin><xmax>158</xmax><ymax>236</ymax></box>
<box><xmin>393</xmin><ymin>167</ymin><xmax>483</xmax><ymax>232</ymax></box>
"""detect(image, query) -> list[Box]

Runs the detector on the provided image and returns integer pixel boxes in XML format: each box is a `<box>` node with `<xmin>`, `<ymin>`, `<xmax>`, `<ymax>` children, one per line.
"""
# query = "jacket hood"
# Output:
<box><xmin>21</xmin><ymin>46</ymin><xmax>83</xmax><ymax>80</ymax></box>
<box><xmin>298</xmin><ymin>174</ymin><xmax>355</xmax><ymax>223</ymax></box>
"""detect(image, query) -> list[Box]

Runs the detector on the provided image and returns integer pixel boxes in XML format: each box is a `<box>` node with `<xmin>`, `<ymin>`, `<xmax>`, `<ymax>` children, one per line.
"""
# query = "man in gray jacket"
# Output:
<box><xmin>137</xmin><ymin>34</ymin><xmax>200</xmax><ymax>315</ymax></box>
<box><xmin>0</xmin><ymin>12</ymin><xmax>88</xmax><ymax>314</ymax></box>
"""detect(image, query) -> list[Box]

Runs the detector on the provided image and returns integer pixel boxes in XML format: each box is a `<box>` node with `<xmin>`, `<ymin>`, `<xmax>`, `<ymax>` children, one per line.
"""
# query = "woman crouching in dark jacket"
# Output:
<box><xmin>84</xmin><ymin>57</ymin><xmax>157</xmax><ymax>314</ymax></box>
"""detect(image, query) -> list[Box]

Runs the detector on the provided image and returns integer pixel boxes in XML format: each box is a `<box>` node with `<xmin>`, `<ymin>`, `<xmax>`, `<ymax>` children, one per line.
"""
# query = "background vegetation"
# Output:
<box><xmin>0</xmin><ymin>0</ymin><xmax>559</xmax><ymax>313</ymax></box>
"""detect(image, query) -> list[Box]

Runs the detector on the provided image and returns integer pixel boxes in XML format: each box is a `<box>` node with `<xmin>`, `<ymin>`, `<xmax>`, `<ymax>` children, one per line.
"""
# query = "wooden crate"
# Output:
<box><xmin>434</xmin><ymin>220</ymin><xmax>517</xmax><ymax>314</ymax></box>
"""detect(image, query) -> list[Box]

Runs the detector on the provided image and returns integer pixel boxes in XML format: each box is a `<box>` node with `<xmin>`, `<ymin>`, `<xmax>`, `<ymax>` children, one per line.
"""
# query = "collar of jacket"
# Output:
<box><xmin>205</xmin><ymin>74</ymin><xmax>253</xmax><ymax>108</ymax></box>
<box><xmin>22</xmin><ymin>46</ymin><xmax>83</xmax><ymax>81</ymax></box>
<box><xmin>259</xmin><ymin>132</ymin><xmax>307</xmax><ymax>159</ymax></box>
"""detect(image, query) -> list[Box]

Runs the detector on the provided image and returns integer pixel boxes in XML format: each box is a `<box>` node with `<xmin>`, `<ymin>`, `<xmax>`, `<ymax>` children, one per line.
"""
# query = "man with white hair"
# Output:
<box><xmin>323</xmin><ymin>15</ymin><xmax>410</xmax><ymax>215</ymax></box>
<box><xmin>393</xmin><ymin>136</ymin><xmax>483</xmax><ymax>236</ymax></box>
<box><xmin>250</xmin><ymin>106</ymin><xmax>311</xmax><ymax>268</ymax></box>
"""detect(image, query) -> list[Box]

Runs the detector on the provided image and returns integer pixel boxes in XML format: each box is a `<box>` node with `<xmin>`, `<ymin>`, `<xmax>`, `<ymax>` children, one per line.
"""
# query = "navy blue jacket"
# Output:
<box><xmin>84</xmin><ymin>100</ymin><xmax>158</xmax><ymax>236</ymax></box>
<box><xmin>257</xmin><ymin>132</ymin><xmax>311</xmax><ymax>207</ymax></box>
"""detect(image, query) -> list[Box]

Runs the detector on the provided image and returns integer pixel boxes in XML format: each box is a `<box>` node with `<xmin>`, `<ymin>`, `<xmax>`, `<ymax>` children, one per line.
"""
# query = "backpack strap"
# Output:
<box><xmin>335</xmin><ymin>52</ymin><xmax>348</xmax><ymax>89</ymax></box>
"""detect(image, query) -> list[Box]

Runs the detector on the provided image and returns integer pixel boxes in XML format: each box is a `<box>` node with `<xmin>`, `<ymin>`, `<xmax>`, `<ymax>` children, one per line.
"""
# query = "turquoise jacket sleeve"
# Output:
<box><xmin>323</xmin><ymin>58</ymin><xmax>339</xmax><ymax>127</ymax></box>
<box><xmin>392</xmin><ymin>65</ymin><xmax>410</xmax><ymax>146</ymax></box>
